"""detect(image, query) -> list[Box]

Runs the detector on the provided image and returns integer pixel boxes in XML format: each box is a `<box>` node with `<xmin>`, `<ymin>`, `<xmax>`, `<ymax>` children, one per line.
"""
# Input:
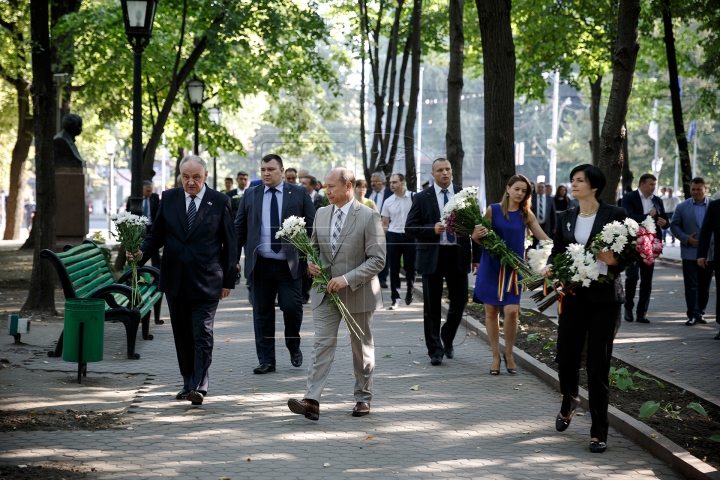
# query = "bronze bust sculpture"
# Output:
<box><xmin>54</xmin><ymin>114</ymin><xmax>84</xmax><ymax>168</ymax></box>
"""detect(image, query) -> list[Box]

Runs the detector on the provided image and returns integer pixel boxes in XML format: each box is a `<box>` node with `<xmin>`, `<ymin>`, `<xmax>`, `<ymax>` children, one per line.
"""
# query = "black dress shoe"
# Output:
<box><xmin>555</xmin><ymin>412</ymin><xmax>574</xmax><ymax>432</ymax></box>
<box><xmin>291</xmin><ymin>350</ymin><xmax>303</xmax><ymax>367</ymax></box>
<box><xmin>637</xmin><ymin>316</ymin><xmax>650</xmax><ymax>324</ymax></box>
<box><xmin>430</xmin><ymin>356</ymin><xmax>442</xmax><ymax>366</ymax></box>
<box><xmin>302</xmin><ymin>295</ymin><xmax>310</xmax><ymax>304</ymax></box>
<box><xmin>405</xmin><ymin>292</ymin><xmax>413</xmax><ymax>305</ymax></box>
<box><xmin>589</xmin><ymin>441</ymin><xmax>607</xmax><ymax>453</ymax></box>
<box><xmin>187</xmin><ymin>390</ymin><xmax>204</xmax><ymax>405</ymax></box>
<box><xmin>714</xmin><ymin>329</ymin><xmax>720</xmax><ymax>340</ymax></box>
<box><xmin>624</xmin><ymin>309</ymin><xmax>634</xmax><ymax>322</ymax></box>
<box><xmin>444</xmin><ymin>347</ymin><xmax>454</xmax><ymax>359</ymax></box>
<box><xmin>686</xmin><ymin>317</ymin><xmax>697</xmax><ymax>326</ymax></box>
<box><xmin>380</xmin><ymin>282</ymin><xmax>388</xmax><ymax>288</ymax></box>
<box><xmin>695</xmin><ymin>315</ymin><xmax>707</xmax><ymax>324</ymax></box>
<box><xmin>176</xmin><ymin>388</ymin><xmax>191</xmax><ymax>400</ymax></box>
<box><xmin>253</xmin><ymin>363</ymin><xmax>277</xmax><ymax>374</ymax></box>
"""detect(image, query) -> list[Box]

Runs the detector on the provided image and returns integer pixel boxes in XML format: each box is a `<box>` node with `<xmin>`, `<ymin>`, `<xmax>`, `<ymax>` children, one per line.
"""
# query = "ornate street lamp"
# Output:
<box><xmin>208</xmin><ymin>107</ymin><xmax>221</xmax><ymax>190</ymax></box>
<box><xmin>121</xmin><ymin>0</ymin><xmax>158</xmax><ymax>216</ymax></box>
<box><xmin>186</xmin><ymin>77</ymin><xmax>206</xmax><ymax>156</ymax></box>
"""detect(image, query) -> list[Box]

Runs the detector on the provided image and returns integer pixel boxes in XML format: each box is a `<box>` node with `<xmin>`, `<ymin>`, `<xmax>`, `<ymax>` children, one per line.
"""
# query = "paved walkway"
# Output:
<box><xmin>1</xmin><ymin>285</ymin><xmax>680</xmax><ymax>479</ymax></box>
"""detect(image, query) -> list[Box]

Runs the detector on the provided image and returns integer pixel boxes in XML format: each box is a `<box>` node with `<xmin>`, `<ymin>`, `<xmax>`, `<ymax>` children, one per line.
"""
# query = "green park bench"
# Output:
<box><xmin>41</xmin><ymin>240</ymin><xmax>163</xmax><ymax>359</ymax></box>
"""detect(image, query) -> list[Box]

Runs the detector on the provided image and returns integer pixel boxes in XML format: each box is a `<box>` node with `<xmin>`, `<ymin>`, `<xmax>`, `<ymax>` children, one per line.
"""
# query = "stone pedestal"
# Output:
<box><xmin>55</xmin><ymin>166</ymin><xmax>89</xmax><ymax>248</ymax></box>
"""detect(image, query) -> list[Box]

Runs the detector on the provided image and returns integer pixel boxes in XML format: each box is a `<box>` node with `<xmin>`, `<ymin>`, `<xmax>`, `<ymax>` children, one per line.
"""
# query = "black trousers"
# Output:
<box><xmin>387</xmin><ymin>232</ymin><xmax>417</xmax><ymax>302</ymax></box>
<box><xmin>251</xmin><ymin>256</ymin><xmax>303</xmax><ymax>365</ymax></box>
<box><xmin>166</xmin><ymin>286</ymin><xmax>219</xmax><ymax>395</ymax></box>
<box><xmin>624</xmin><ymin>262</ymin><xmax>655</xmax><ymax>317</ymax></box>
<box><xmin>682</xmin><ymin>260</ymin><xmax>714</xmax><ymax>320</ymax></box>
<box><xmin>422</xmin><ymin>246</ymin><xmax>468</xmax><ymax>358</ymax></box>
<box><xmin>556</xmin><ymin>302</ymin><xmax>621</xmax><ymax>443</ymax></box>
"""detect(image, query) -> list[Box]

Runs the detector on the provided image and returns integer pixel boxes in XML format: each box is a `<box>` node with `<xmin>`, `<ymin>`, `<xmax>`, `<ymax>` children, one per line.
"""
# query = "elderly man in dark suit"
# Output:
<box><xmin>531</xmin><ymin>181</ymin><xmax>557</xmax><ymax>239</ymax></box>
<box><xmin>236</xmin><ymin>154</ymin><xmax>316</xmax><ymax>374</ymax></box>
<box><xmin>134</xmin><ymin>155</ymin><xmax>237</xmax><ymax>405</ymax></box>
<box><xmin>621</xmin><ymin>173</ymin><xmax>668</xmax><ymax>323</ymax></box>
<box><xmin>405</xmin><ymin>158</ymin><xmax>479</xmax><ymax>366</ymax></box>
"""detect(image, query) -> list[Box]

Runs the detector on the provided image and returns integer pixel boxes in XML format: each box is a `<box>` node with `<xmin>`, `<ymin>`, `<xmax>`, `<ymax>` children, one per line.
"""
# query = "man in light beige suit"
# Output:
<box><xmin>288</xmin><ymin>168</ymin><xmax>385</xmax><ymax>420</ymax></box>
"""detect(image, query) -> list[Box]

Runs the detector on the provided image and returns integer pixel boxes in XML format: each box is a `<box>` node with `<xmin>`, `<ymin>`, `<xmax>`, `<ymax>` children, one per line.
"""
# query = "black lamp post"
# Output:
<box><xmin>186</xmin><ymin>77</ymin><xmax>206</xmax><ymax>156</ymax></box>
<box><xmin>208</xmin><ymin>106</ymin><xmax>221</xmax><ymax>190</ymax></box>
<box><xmin>121</xmin><ymin>0</ymin><xmax>158</xmax><ymax>216</ymax></box>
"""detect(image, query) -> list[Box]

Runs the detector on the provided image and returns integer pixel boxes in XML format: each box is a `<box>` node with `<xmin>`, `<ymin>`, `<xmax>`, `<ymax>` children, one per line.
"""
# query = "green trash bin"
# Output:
<box><xmin>63</xmin><ymin>298</ymin><xmax>105</xmax><ymax>363</ymax></box>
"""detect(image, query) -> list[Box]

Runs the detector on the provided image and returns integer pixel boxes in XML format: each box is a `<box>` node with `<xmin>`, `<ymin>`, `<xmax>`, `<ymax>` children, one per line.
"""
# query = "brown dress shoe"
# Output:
<box><xmin>287</xmin><ymin>398</ymin><xmax>320</xmax><ymax>420</ymax></box>
<box><xmin>352</xmin><ymin>402</ymin><xmax>371</xmax><ymax>417</ymax></box>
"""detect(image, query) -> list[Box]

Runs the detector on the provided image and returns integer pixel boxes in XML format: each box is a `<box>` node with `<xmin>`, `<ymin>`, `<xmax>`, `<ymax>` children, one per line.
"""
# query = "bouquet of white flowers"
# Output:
<box><xmin>276</xmin><ymin>216</ymin><xmax>364</xmax><ymax>339</ymax></box>
<box><xmin>110</xmin><ymin>212</ymin><xmax>149</xmax><ymax>307</ymax></box>
<box><xmin>441</xmin><ymin>186</ymin><xmax>535</xmax><ymax>281</ymax></box>
<box><xmin>591</xmin><ymin>216</ymin><xmax>663</xmax><ymax>269</ymax></box>
<box><xmin>526</xmin><ymin>240</ymin><xmax>554</xmax><ymax>273</ymax></box>
<box><xmin>529</xmin><ymin>243</ymin><xmax>600</xmax><ymax>312</ymax></box>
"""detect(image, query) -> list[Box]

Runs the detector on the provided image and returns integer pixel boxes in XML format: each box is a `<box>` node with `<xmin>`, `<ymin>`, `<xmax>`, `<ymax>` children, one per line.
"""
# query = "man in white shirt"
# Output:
<box><xmin>381</xmin><ymin>173</ymin><xmax>416</xmax><ymax>309</ymax></box>
<box><xmin>662</xmin><ymin>187</ymin><xmax>680</xmax><ymax>244</ymax></box>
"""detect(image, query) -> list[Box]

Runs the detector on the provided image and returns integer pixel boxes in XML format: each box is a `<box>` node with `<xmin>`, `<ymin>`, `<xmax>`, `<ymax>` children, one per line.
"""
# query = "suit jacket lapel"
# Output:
<box><xmin>254</xmin><ymin>185</ymin><xmax>265</xmax><ymax>227</ymax></box>
<box><xmin>281</xmin><ymin>183</ymin><xmax>292</xmax><ymax>219</ymax></box>
<box><xmin>187</xmin><ymin>185</ymin><xmax>213</xmax><ymax>238</ymax></box>
<box><xmin>176</xmin><ymin>189</ymin><xmax>188</xmax><ymax>235</ymax></box>
<box><xmin>431</xmin><ymin>190</ymin><xmax>441</xmax><ymax>222</ymax></box>
<box><xmin>589</xmin><ymin>202</ymin><xmax>613</xmax><ymax>242</ymax></box>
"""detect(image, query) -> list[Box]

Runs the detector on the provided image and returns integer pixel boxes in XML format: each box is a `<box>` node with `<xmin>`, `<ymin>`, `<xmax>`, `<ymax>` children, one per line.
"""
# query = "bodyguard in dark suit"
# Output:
<box><xmin>138</xmin><ymin>155</ymin><xmax>237</xmax><ymax>405</ymax></box>
<box><xmin>621</xmin><ymin>174</ymin><xmax>668</xmax><ymax>323</ymax></box>
<box><xmin>531</xmin><ymin>182</ymin><xmax>556</xmax><ymax>239</ymax></box>
<box><xmin>697</xmin><ymin>194</ymin><xmax>720</xmax><ymax>339</ymax></box>
<box><xmin>405</xmin><ymin>158</ymin><xmax>479</xmax><ymax>365</ymax></box>
<box><xmin>366</xmin><ymin>172</ymin><xmax>393</xmax><ymax>287</ymax></box>
<box><xmin>235</xmin><ymin>154</ymin><xmax>316</xmax><ymax>374</ymax></box>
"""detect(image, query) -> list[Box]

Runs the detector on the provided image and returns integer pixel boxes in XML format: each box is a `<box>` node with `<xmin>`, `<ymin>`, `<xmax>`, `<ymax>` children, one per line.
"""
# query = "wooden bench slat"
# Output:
<box><xmin>56</xmin><ymin>243</ymin><xmax>96</xmax><ymax>258</ymax></box>
<box><xmin>76</xmin><ymin>273</ymin><xmax>116</xmax><ymax>297</ymax></box>
<box><xmin>64</xmin><ymin>252</ymin><xmax>108</xmax><ymax>274</ymax></box>
<box><xmin>68</xmin><ymin>259</ymin><xmax>111</xmax><ymax>282</ymax></box>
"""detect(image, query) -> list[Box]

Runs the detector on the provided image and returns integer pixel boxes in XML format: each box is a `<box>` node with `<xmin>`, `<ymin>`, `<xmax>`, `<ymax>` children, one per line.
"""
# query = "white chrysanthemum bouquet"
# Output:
<box><xmin>441</xmin><ymin>186</ymin><xmax>535</xmax><ymax>280</ymax></box>
<box><xmin>527</xmin><ymin>240</ymin><xmax>554</xmax><ymax>273</ymax></box>
<box><xmin>276</xmin><ymin>216</ymin><xmax>364</xmax><ymax>338</ymax></box>
<box><xmin>110</xmin><ymin>212</ymin><xmax>149</xmax><ymax>307</ymax></box>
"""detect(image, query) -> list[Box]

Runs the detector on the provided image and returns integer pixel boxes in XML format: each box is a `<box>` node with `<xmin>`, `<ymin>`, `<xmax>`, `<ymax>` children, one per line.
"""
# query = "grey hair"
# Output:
<box><xmin>179</xmin><ymin>155</ymin><xmax>207</xmax><ymax>172</ymax></box>
<box><xmin>142</xmin><ymin>180</ymin><xmax>153</xmax><ymax>187</ymax></box>
<box><xmin>371</xmin><ymin>171</ymin><xmax>385</xmax><ymax>181</ymax></box>
<box><xmin>327</xmin><ymin>167</ymin><xmax>356</xmax><ymax>188</ymax></box>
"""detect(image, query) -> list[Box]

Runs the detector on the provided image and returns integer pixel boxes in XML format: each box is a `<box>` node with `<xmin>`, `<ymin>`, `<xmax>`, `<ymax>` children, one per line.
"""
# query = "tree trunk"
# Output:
<box><xmin>3</xmin><ymin>80</ymin><xmax>33</xmax><ymax>240</ymax></box>
<box><xmin>476</xmin><ymin>0</ymin><xmax>516</xmax><ymax>204</ymax></box>
<box><xmin>403</xmin><ymin>0</ymin><xmax>422</xmax><ymax>192</ymax></box>
<box><xmin>51</xmin><ymin>0</ymin><xmax>82</xmax><ymax>118</ymax></box>
<box><xmin>589</xmin><ymin>75</ymin><xmax>602</xmax><ymax>166</ymax></box>
<box><xmin>388</xmin><ymin>33</ymin><xmax>412</xmax><ymax>176</ymax></box>
<box><xmin>662</xmin><ymin>1</ymin><xmax>693</xmax><ymax>199</ymax></box>
<box><xmin>359</xmin><ymin>10</ymin><xmax>369</xmax><ymax>183</ymax></box>
<box><xmin>446</xmin><ymin>0</ymin><xmax>465</xmax><ymax>185</ymax></box>
<box><xmin>597</xmin><ymin>0</ymin><xmax>640</xmax><ymax>205</ymax></box>
<box><xmin>621</xmin><ymin>123</ymin><xmax>633</xmax><ymax>191</ymax></box>
<box><xmin>378</xmin><ymin>0</ymin><xmax>405</xmax><ymax>176</ymax></box>
<box><xmin>23</xmin><ymin>0</ymin><xmax>57</xmax><ymax>315</ymax></box>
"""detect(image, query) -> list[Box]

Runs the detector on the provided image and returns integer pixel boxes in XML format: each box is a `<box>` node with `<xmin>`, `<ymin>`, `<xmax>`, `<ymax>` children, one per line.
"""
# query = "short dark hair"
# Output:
<box><xmin>569</xmin><ymin>164</ymin><xmax>606</xmax><ymax>199</ymax></box>
<box><xmin>691</xmin><ymin>177</ymin><xmax>705</xmax><ymax>185</ymax></box>
<box><xmin>355</xmin><ymin>179</ymin><xmax>368</xmax><ymax>188</ymax></box>
<box><xmin>261</xmin><ymin>154</ymin><xmax>283</xmax><ymax>168</ymax></box>
<box><xmin>285</xmin><ymin>167</ymin><xmax>297</xmax><ymax>175</ymax></box>
<box><xmin>431</xmin><ymin>157</ymin><xmax>450</xmax><ymax>170</ymax></box>
<box><xmin>225</xmin><ymin>177</ymin><xmax>234</xmax><ymax>182</ymax></box>
<box><xmin>237</xmin><ymin>171</ymin><xmax>248</xmax><ymax>177</ymax></box>
<box><xmin>391</xmin><ymin>173</ymin><xmax>405</xmax><ymax>183</ymax></box>
<box><xmin>304</xmin><ymin>175</ymin><xmax>318</xmax><ymax>188</ymax></box>
<box><xmin>638</xmin><ymin>173</ymin><xmax>656</xmax><ymax>185</ymax></box>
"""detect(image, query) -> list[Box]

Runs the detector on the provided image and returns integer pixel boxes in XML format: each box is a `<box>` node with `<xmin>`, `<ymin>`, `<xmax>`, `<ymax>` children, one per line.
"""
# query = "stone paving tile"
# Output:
<box><xmin>0</xmin><ymin>284</ymin><xmax>683</xmax><ymax>479</ymax></box>
<box><xmin>519</xmin><ymin>263</ymin><xmax>719</xmax><ymax>403</ymax></box>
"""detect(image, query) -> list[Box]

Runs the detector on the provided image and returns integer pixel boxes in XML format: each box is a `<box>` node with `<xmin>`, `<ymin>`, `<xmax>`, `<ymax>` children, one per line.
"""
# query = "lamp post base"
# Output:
<box><xmin>127</xmin><ymin>196</ymin><xmax>143</xmax><ymax>217</ymax></box>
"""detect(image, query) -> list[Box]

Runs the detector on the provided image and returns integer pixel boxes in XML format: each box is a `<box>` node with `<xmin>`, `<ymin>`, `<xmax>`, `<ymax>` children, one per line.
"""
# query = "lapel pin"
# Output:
<box><xmin>567</xmin><ymin>222</ymin><xmax>571</xmax><ymax>231</ymax></box>
<box><xmin>207</xmin><ymin>201</ymin><xmax>212</xmax><ymax>206</ymax></box>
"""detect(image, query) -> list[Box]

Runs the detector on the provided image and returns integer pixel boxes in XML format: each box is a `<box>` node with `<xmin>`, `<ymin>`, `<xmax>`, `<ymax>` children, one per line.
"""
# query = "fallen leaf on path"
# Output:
<box><xmin>253</xmin><ymin>388</ymin><xmax>259</xmax><ymax>391</ymax></box>
<box><xmin>383</xmin><ymin>354</ymin><xmax>391</xmax><ymax>358</ymax></box>
<box><xmin>522</xmin><ymin>431</ymin><xmax>532</xmax><ymax>434</ymax></box>
<box><xmin>226</xmin><ymin>338</ymin><xmax>232</xmax><ymax>342</ymax></box>
<box><xmin>649</xmin><ymin>433</ymin><xmax>658</xmax><ymax>438</ymax></box>
<box><xmin>412</xmin><ymin>361</ymin><xmax>420</xmax><ymax>365</ymax></box>
<box><xmin>576</xmin><ymin>413</ymin><xmax>585</xmax><ymax>416</ymax></box>
<box><xmin>127</xmin><ymin>427</ymin><xmax>133</xmax><ymax>430</ymax></box>
<box><xmin>324</xmin><ymin>463</ymin><xmax>330</xmax><ymax>467</ymax></box>
<box><xmin>701</xmin><ymin>357</ymin><xmax>707</xmax><ymax>360</ymax></box>
<box><xmin>365</xmin><ymin>436</ymin><xmax>374</xmax><ymax>440</ymax></box>
<box><xmin>535</xmin><ymin>449</ymin><xmax>541</xmax><ymax>453</ymax></box>
<box><xmin>410</xmin><ymin>384</ymin><xmax>419</xmax><ymax>391</ymax></box>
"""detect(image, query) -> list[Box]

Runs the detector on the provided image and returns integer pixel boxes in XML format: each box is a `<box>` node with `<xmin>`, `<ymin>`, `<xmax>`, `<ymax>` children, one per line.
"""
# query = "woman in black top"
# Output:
<box><xmin>541</xmin><ymin>165</ymin><xmax>628</xmax><ymax>454</ymax></box>
<box><xmin>553</xmin><ymin>185</ymin><xmax>570</xmax><ymax>212</ymax></box>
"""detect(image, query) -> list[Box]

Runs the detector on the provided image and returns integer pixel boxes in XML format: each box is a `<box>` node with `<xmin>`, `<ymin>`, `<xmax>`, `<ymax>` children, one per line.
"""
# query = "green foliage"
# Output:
<box><xmin>526</xmin><ymin>333</ymin><xmax>542</xmax><ymax>342</ymax></box>
<box><xmin>710</xmin><ymin>435</ymin><xmax>720</xmax><ymax>442</ymax></box>
<box><xmin>542</xmin><ymin>341</ymin><xmax>556</xmax><ymax>350</ymax></box>
<box><xmin>639</xmin><ymin>401</ymin><xmax>708</xmax><ymax>420</ymax></box>
<box><xmin>608</xmin><ymin>367</ymin><xmax>665</xmax><ymax>392</ymax></box>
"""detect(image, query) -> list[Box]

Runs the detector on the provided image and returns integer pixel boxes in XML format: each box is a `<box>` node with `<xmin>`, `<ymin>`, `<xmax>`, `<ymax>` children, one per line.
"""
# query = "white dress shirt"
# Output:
<box><xmin>575</xmin><ymin>214</ymin><xmax>608</xmax><ymax>275</ymax></box>
<box><xmin>434</xmin><ymin>183</ymin><xmax>457</xmax><ymax>245</ymax></box>
<box><xmin>184</xmin><ymin>184</ymin><xmax>206</xmax><ymax>213</ymax></box>
<box><xmin>381</xmin><ymin>190</ymin><xmax>414</xmax><ymax>234</ymax></box>
<box><xmin>638</xmin><ymin>189</ymin><xmax>655</xmax><ymax>214</ymax></box>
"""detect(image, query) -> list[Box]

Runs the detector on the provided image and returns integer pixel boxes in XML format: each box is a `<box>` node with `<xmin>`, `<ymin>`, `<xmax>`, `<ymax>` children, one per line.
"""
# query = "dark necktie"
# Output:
<box><xmin>374</xmin><ymin>191</ymin><xmax>379</xmax><ymax>209</ymax></box>
<box><xmin>187</xmin><ymin>195</ymin><xmax>197</xmax><ymax>230</ymax></box>
<box><xmin>441</xmin><ymin>189</ymin><xmax>456</xmax><ymax>243</ymax></box>
<box><xmin>144</xmin><ymin>198</ymin><xmax>150</xmax><ymax>217</ymax></box>
<box><xmin>269</xmin><ymin>187</ymin><xmax>281</xmax><ymax>253</ymax></box>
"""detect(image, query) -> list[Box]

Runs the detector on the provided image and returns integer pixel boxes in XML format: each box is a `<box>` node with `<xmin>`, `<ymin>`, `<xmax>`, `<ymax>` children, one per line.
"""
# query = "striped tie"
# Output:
<box><xmin>331</xmin><ymin>209</ymin><xmax>343</xmax><ymax>255</ymax></box>
<box><xmin>187</xmin><ymin>195</ymin><xmax>197</xmax><ymax>230</ymax></box>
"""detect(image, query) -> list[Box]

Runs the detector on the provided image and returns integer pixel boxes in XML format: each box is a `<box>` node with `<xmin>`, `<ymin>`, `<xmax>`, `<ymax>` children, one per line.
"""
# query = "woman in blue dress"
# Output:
<box><xmin>471</xmin><ymin>174</ymin><xmax>550</xmax><ymax>375</ymax></box>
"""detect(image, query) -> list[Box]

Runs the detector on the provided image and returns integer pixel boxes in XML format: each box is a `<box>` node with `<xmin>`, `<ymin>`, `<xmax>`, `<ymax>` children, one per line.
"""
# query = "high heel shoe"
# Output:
<box><xmin>490</xmin><ymin>356</ymin><xmax>501</xmax><ymax>375</ymax></box>
<box><xmin>502</xmin><ymin>354</ymin><xmax>517</xmax><ymax>375</ymax></box>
